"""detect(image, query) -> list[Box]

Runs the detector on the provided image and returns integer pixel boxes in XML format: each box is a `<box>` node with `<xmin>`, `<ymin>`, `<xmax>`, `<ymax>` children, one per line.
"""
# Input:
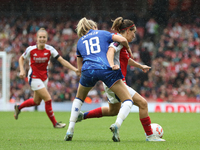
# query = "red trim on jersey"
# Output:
<box><xmin>113</xmin><ymin>32</ymin><xmax>131</xmax><ymax>84</ymax></box>
<box><xmin>119</xmin><ymin>46</ymin><xmax>131</xmax><ymax>83</ymax></box>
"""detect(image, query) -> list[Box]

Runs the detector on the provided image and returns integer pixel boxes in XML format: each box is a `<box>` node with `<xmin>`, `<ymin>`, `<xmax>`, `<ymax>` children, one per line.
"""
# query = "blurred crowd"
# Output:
<box><xmin>1</xmin><ymin>0</ymin><xmax>200</xmax><ymax>103</ymax></box>
<box><xmin>133</xmin><ymin>22</ymin><xmax>200</xmax><ymax>102</ymax></box>
<box><xmin>2</xmin><ymin>16</ymin><xmax>111</xmax><ymax>103</ymax></box>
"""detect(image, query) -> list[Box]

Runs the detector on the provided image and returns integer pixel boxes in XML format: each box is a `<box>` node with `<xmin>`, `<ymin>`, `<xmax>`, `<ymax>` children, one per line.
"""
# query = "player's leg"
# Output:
<box><xmin>35</xmin><ymin>87</ymin><xmax>61</xmax><ymax>128</ymax></box>
<box><xmin>110</xmin><ymin>80</ymin><xmax>133</xmax><ymax>127</ymax></box>
<box><xmin>17</xmin><ymin>97</ymin><xmax>40</xmax><ymax>110</ymax></box>
<box><xmin>133</xmin><ymin>93</ymin><xmax>165</xmax><ymax>141</ymax></box>
<box><xmin>65</xmin><ymin>69</ymin><xmax>98</xmax><ymax>141</ymax></box>
<box><xmin>132</xmin><ymin>93</ymin><xmax>153</xmax><ymax>135</ymax></box>
<box><xmin>77</xmin><ymin>102</ymin><xmax>121</xmax><ymax>122</ymax></box>
<box><xmin>109</xmin><ymin>80</ymin><xmax>133</xmax><ymax>142</ymax></box>
<box><xmin>14</xmin><ymin>79</ymin><xmax>42</xmax><ymax>120</ymax></box>
<box><xmin>76</xmin><ymin>82</ymin><xmax>122</xmax><ymax>122</ymax></box>
<box><xmin>31</xmin><ymin>79</ymin><xmax>65</xmax><ymax>128</ymax></box>
<box><xmin>103</xmin><ymin>103</ymin><xmax>121</xmax><ymax>116</ymax></box>
<box><xmin>77</xmin><ymin>80</ymin><xmax>124</xmax><ymax>123</ymax></box>
<box><xmin>64</xmin><ymin>83</ymin><xmax>93</xmax><ymax>141</ymax></box>
<box><xmin>14</xmin><ymin>96</ymin><xmax>40</xmax><ymax>120</ymax></box>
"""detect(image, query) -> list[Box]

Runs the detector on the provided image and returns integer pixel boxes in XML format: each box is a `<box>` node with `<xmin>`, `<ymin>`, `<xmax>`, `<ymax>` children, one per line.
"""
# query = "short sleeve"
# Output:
<box><xmin>76</xmin><ymin>49</ymin><xmax>81</xmax><ymax>57</ymax></box>
<box><xmin>49</xmin><ymin>45</ymin><xmax>59</xmax><ymax>58</ymax></box>
<box><xmin>109</xmin><ymin>42</ymin><xmax>123</xmax><ymax>52</ymax></box>
<box><xmin>22</xmin><ymin>46</ymin><xmax>31</xmax><ymax>59</ymax></box>
<box><xmin>76</xmin><ymin>40</ymin><xmax>82</xmax><ymax>57</ymax></box>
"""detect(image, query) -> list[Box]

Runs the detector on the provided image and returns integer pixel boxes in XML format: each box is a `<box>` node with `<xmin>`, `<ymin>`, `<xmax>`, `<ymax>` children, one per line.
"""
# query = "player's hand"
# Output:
<box><xmin>111</xmin><ymin>65</ymin><xmax>120</xmax><ymax>70</ymax></box>
<box><xmin>141</xmin><ymin>65</ymin><xmax>151</xmax><ymax>73</ymax></box>
<box><xmin>75</xmin><ymin>69</ymin><xmax>81</xmax><ymax>76</ymax></box>
<box><xmin>19</xmin><ymin>70</ymin><xmax>26</xmax><ymax>79</ymax></box>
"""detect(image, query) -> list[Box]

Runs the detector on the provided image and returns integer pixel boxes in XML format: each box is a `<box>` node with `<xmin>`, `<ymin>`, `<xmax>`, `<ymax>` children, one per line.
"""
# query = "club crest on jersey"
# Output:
<box><xmin>113</xmin><ymin>42</ymin><xmax>120</xmax><ymax>47</ymax></box>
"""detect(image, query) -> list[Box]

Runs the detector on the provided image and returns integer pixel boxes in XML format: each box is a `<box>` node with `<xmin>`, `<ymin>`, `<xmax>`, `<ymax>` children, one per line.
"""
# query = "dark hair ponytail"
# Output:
<box><xmin>111</xmin><ymin>17</ymin><xmax>135</xmax><ymax>33</ymax></box>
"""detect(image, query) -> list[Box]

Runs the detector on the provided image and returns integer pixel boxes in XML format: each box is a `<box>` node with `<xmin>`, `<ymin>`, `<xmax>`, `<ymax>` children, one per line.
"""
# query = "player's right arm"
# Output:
<box><xmin>107</xmin><ymin>41</ymin><xmax>123</xmax><ymax>70</ymax></box>
<box><xmin>19</xmin><ymin>46</ymin><xmax>31</xmax><ymax>79</ymax></box>
<box><xmin>18</xmin><ymin>55</ymin><xmax>26</xmax><ymax>79</ymax></box>
<box><xmin>77</xmin><ymin>56</ymin><xmax>83</xmax><ymax>73</ymax></box>
<box><xmin>107</xmin><ymin>47</ymin><xmax>119</xmax><ymax>70</ymax></box>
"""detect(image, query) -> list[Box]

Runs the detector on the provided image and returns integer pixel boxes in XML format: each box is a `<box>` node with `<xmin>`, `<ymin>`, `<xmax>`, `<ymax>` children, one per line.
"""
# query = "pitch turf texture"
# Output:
<box><xmin>0</xmin><ymin>112</ymin><xmax>199</xmax><ymax>150</ymax></box>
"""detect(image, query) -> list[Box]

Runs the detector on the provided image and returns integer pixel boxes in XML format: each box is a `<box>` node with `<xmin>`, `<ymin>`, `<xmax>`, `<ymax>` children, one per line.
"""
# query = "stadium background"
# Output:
<box><xmin>1</xmin><ymin>0</ymin><xmax>200</xmax><ymax>106</ymax></box>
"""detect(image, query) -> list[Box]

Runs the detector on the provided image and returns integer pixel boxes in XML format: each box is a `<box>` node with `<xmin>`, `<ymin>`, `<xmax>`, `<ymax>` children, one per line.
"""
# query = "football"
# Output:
<box><xmin>151</xmin><ymin>123</ymin><xmax>164</xmax><ymax>138</ymax></box>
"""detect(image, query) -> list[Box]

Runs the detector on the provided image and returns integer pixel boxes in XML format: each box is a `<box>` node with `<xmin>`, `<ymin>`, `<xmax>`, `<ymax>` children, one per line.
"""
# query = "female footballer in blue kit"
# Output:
<box><xmin>76</xmin><ymin>17</ymin><xmax>165</xmax><ymax>142</ymax></box>
<box><xmin>64</xmin><ymin>17</ymin><xmax>134</xmax><ymax>142</ymax></box>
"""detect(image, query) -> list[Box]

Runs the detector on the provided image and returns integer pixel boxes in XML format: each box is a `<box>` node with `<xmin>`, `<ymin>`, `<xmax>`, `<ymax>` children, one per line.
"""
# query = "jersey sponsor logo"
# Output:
<box><xmin>33</xmin><ymin>57</ymin><xmax>48</xmax><ymax>63</ymax></box>
<box><xmin>44</xmin><ymin>53</ymin><xmax>48</xmax><ymax>55</ymax></box>
<box><xmin>33</xmin><ymin>53</ymin><xmax>37</xmax><ymax>56</ymax></box>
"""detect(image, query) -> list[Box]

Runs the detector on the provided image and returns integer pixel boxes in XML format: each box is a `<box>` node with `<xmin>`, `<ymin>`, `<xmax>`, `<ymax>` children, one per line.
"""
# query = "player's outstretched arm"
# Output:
<box><xmin>57</xmin><ymin>56</ymin><xmax>80</xmax><ymax>76</ymax></box>
<box><xmin>128</xmin><ymin>58</ymin><xmax>151</xmax><ymax>73</ymax></box>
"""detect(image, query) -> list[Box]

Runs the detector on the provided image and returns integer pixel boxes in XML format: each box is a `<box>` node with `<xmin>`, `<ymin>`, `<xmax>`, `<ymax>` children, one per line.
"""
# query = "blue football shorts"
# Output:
<box><xmin>80</xmin><ymin>68</ymin><xmax>123</xmax><ymax>88</ymax></box>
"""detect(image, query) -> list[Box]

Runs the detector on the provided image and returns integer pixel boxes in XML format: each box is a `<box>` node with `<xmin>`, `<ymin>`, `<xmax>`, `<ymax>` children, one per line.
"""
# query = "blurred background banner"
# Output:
<box><xmin>1</xmin><ymin>101</ymin><xmax>200</xmax><ymax>113</ymax></box>
<box><xmin>0</xmin><ymin>0</ymin><xmax>200</xmax><ymax>111</ymax></box>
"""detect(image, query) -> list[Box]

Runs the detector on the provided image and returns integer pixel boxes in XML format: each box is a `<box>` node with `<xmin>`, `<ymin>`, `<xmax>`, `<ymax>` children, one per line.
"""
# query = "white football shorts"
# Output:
<box><xmin>29</xmin><ymin>78</ymin><xmax>48</xmax><ymax>91</ymax></box>
<box><xmin>103</xmin><ymin>83</ymin><xmax>136</xmax><ymax>104</ymax></box>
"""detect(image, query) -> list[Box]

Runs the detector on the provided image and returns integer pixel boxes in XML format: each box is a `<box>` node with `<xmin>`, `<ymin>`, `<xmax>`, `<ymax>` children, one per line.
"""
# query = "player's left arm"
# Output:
<box><xmin>56</xmin><ymin>56</ymin><xmax>80</xmax><ymax>76</ymax></box>
<box><xmin>128</xmin><ymin>58</ymin><xmax>151</xmax><ymax>73</ymax></box>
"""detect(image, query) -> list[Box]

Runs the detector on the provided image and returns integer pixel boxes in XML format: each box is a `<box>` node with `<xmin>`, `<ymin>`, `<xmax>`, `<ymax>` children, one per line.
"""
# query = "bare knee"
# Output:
<box><xmin>109</xmin><ymin>109</ymin><xmax>119</xmax><ymax>116</ymax></box>
<box><xmin>139</xmin><ymin>99</ymin><xmax>148</xmax><ymax>110</ymax></box>
<box><xmin>108</xmin><ymin>103</ymin><xmax>121</xmax><ymax>116</ymax></box>
<box><xmin>35</xmin><ymin>101</ymin><xmax>41</xmax><ymax>105</ymax></box>
<box><xmin>34</xmin><ymin>99</ymin><xmax>41</xmax><ymax>105</ymax></box>
<box><xmin>134</xmin><ymin>98</ymin><xmax>148</xmax><ymax>110</ymax></box>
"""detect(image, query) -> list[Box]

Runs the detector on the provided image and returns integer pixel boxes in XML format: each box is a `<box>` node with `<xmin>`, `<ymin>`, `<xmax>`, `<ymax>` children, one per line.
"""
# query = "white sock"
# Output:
<box><xmin>67</xmin><ymin>98</ymin><xmax>83</xmax><ymax>132</ymax></box>
<box><xmin>115</xmin><ymin>100</ymin><xmax>133</xmax><ymax>128</ymax></box>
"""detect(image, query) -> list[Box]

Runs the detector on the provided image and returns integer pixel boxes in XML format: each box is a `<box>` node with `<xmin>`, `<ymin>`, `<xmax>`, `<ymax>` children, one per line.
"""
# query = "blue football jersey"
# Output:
<box><xmin>77</xmin><ymin>29</ymin><xmax>113</xmax><ymax>71</ymax></box>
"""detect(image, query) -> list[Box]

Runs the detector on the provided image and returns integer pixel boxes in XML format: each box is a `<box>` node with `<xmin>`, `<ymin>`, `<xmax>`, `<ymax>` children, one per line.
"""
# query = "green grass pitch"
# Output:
<box><xmin>0</xmin><ymin>112</ymin><xmax>199</xmax><ymax>150</ymax></box>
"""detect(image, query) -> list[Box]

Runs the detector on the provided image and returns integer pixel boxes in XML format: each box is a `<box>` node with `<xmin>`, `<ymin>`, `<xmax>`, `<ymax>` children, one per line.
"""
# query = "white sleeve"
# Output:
<box><xmin>109</xmin><ymin>42</ymin><xmax>123</xmax><ymax>53</ymax></box>
<box><xmin>22</xmin><ymin>46</ymin><xmax>31</xmax><ymax>59</ymax></box>
<box><xmin>48</xmin><ymin>45</ymin><xmax>59</xmax><ymax>58</ymax></box>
